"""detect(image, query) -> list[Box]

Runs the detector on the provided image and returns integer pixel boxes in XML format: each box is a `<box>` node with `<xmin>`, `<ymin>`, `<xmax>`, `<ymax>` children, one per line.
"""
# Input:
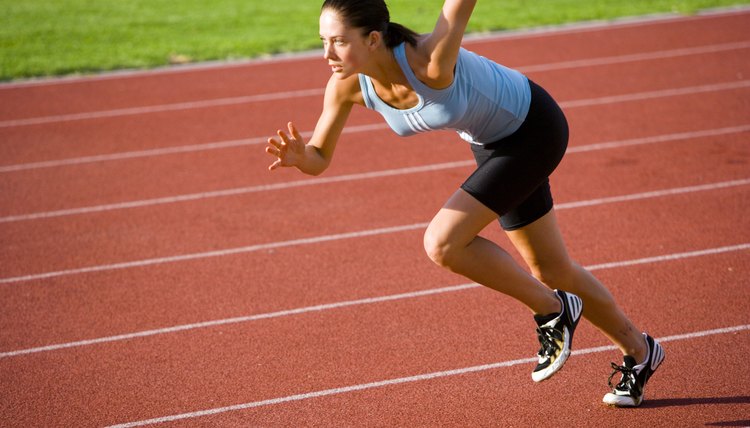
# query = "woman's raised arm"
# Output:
<box><xmin>418</xmin><ymin>0</ymin><xmax>477</xmax><ymax>85</ymax></box>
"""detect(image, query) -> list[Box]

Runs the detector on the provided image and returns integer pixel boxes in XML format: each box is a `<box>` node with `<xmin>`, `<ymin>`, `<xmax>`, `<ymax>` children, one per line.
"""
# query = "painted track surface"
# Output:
<box><xmin>1</xmin><ymin>9</ymin><xmax>749</xmax><ymax>427</ymax></box>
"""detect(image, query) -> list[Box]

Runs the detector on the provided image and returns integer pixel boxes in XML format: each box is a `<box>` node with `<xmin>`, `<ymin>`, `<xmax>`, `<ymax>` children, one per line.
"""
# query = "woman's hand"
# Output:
<box><xmin>266</xmin><ymin>122</ymin><xmax>305</xmax><ymax>171</ymax></box>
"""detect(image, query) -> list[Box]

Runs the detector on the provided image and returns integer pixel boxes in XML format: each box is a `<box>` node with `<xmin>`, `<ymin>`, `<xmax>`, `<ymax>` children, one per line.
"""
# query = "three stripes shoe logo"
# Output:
<box><xmin>649</xmin><ymin>338</ymin><xmax>665</xmax><ymax>372</ymax></box>
<box><xmin>563</xmin><ymin>292</ymin><xmax>583</xmax><ymax>323</ymax></box>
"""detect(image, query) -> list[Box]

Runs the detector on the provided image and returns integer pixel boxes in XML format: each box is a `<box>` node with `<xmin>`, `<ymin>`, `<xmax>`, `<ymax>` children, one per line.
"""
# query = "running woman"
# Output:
<box><xmin>265</xmin><ymin>0</ymin><xmax>664</xmax><ymax>406</ymax></box>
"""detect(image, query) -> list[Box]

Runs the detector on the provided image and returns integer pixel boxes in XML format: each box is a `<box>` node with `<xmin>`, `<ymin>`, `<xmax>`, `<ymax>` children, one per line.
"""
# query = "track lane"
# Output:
<box><xmin>1</xmin><ymin>41</ymin><xmax>747</xmax><ymax>175</ymax></box>
<box><xmin>1</xmin><ymin>121</ymin><xmax>748</xmax><ymax>278</ymax></box>
<box><xmin>467</xmin><ymin>9</ymin><xmax>750</xmax><ymax>69</ymax></box>
<box><xmin>1</xmin><ymin>183</ymin><xmax>747</xmax><ymax>353</ymax></box>
<box><xmin>1</xmin><ymin>250</ymin><xmax>746</xmax><ymax>427</ymax></box>
<box><xmin>1</xmin><ymin>62</ymin><xmax>748</xmax><ymax>171</ymax></box>
<box><xmin>1</xmin><ymin>80</ymin><xmax>749</xmax><ymax>217</ymax></box>
<box><xmin>190</xmin><ymin>327</ymin><xmax>749</xmax><ymax>428</ymax></box>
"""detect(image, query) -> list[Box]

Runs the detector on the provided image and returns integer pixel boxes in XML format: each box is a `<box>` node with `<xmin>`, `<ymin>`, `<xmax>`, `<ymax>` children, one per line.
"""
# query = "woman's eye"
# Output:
<box><xmin>321</xmin><ymin>38</ymin><xmax>345</xmax><ymax>47</ymax></box>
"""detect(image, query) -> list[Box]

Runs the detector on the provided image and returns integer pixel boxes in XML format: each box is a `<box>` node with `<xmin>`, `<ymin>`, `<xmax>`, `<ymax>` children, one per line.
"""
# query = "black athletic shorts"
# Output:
<box><xmin>460</xmin><ymin>80</ymin><xmax>569</xmax><ymax>231</ymax></box>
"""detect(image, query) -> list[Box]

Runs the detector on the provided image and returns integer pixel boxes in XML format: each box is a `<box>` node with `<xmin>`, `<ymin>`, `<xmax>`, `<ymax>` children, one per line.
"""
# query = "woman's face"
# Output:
<box><xmin>319</xmin><ymin>9</ymin><xmax>372</xmax><ymax>79</ymax></box>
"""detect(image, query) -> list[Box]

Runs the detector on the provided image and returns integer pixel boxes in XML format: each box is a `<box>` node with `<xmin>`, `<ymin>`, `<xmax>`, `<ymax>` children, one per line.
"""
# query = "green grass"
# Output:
<box><xmin>1</xmin><ymin>0</ymin><xmax>747</xmax><ymax>81</ymax></box>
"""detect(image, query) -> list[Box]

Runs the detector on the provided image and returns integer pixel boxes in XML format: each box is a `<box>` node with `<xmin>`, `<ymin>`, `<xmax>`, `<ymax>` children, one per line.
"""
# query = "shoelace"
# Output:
<box><xmin>607</xmin><ymin>362</ymin><xmax>636</xmax><ymax>390</ymax></box>
<box><xmin>536</xmin><ymin>326</ymin><xmax>562</xmax><ymax>358</ymax></box>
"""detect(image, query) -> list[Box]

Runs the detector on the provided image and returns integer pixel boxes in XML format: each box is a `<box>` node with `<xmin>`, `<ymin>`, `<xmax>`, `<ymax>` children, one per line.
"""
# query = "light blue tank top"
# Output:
<box><xmin>359</xmin><ymin>42</ymin><xmax>531</xmax><ymax>145</ymax></box>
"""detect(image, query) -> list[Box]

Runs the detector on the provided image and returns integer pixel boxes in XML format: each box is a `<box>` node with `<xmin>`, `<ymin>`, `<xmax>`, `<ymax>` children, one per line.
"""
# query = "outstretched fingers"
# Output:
<box><xmin>265</xmin><ymin>122</ymin><xmax>304</xmax><ymax>171</ymax></box>
<box><xmin>265</xmin><ymin>135</ymin><xmax>284</xmax><ymax>170</ymax></box>
<box><xmin>288</xmin><ymin>122</ymin><xmax>302</xmax><ymax>142</ymax></box>
<box><xmin>265</xmin><ymin>136</ymin><xmax>281</xmax><ymax>155</ymax></box>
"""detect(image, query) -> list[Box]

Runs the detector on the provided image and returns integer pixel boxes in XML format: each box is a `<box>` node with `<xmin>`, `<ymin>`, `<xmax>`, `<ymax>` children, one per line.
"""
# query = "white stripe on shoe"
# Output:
<box><xmin>565</xmin><ymin>292</ymin><xmax>584</xmax><ymax>322</ymax></box>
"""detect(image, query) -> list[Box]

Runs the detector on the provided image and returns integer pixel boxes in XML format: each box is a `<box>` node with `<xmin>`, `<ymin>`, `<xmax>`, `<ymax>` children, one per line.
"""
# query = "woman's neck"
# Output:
<box><xmin>365</xmin><ymin>45</ymin><xmax>421</xmax><ymax>110</ymax></box>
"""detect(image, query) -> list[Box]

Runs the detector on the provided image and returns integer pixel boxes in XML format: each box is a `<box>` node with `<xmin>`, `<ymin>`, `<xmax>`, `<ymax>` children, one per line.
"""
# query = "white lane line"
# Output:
<box><xmin>106</xmin><ymin>324</ymin><xmax>750</xmax><ymax>427</ymax></box>
<box><xmin>555</xmin><ymin>179</ymin><xmax>750</xmax><ymax>210</ymax></box>
<box><xmin>558</xmin><ymin>80</ymin><xmax>750</xmax><ymax>108</ymax></box>
<box><xmin>517</xmin><ymin>40</ymin><xmax>750</xmax><ymax>73</ymax></box>
<box><xmin>0</xmin><ymin>137</ymin><xmax>266</xmax><ymax>173</ymax></box>
<box><xmin>0</xmin><ymin>123</ymin><xmax>388</xmax><ymax>173</ymax></box>
<box><xmin>0</xmin><ymin>161</ymin><xmax>474</xmax><ymax>223</ymax></box>
<box><xmin>0</xmin><ymin>223</ymin><xmax>428</xmax><ymax>285</ymax></box>
<box><xmin>0</xmin><ymin>88</ymin><xmax>325</xmax><ymax>128</ymax></box>
<box><xmin>1</xmin><ymin>41</ymin><xmax>748</xmax><ymax>128</ymax></box>
<box><xmin>3</xmin><ymin>124</ymin><xmax>749</xmax><ymax>222</ymax></box>
<box><xmin>0</xmin><ymin>284</ymin><xmax>480</xmax><ymax>359</ymax></box>
<box><xmin>2</xmin><ymin>243</ymin><xmax>747</xmax><ymax>359</ymax></box>
<box><xmin>585</xmin><ymin>243</ymin><xmax>750</xmax><ymax>271</ymax></box>
<box><xmin>565</xmin><ymin>124</ymin><xmax>750</xmax><ymax>153</ymax></box>
<box><xmin>1</xmin><ymin>179</ymin><xmax>747</xmax><ymax>285</ymax></box>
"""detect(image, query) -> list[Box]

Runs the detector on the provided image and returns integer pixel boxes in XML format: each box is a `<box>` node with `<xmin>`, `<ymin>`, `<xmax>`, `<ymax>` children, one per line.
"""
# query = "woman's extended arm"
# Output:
<box><xmin>414</xmin><ymin>0</ymin><xmax>477</xmax><ymax>87</ymax></box>
<box><xmin>266</xmin><ymin>74</ymin><xmax>357</xmax><ymax>175</ymax></box>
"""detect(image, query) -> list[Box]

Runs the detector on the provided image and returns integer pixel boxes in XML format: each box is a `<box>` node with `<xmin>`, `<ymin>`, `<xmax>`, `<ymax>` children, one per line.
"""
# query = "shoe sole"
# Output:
<box><xmin>602</xmin><ymin>393</ymin><xmax>644</xmax><ymax>407</ymax></box>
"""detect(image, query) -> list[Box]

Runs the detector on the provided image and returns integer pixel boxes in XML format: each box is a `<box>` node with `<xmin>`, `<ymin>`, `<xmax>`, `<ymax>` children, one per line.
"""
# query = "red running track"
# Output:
<box><xmin>1</xmin><ymin>9</ymin><xmax>749</xmax><ymax>428</ymax></box>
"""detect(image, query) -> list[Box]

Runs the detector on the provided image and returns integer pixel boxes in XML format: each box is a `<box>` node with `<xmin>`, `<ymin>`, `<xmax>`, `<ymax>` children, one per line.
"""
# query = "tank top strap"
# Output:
<box><xmin>358</xmin><ymin>73</ymin><xmax>376</xmax><ymax>110</ymax></box>
<box><xmin>392</xmin><ymin>43</ymin><xmax>432</xmax><ymax>94</ymax></box>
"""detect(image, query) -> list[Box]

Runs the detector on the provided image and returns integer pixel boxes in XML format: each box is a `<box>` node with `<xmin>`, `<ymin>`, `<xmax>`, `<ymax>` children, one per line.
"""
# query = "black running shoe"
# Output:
<box><xmin>603</xmin><ymin>333</ymin><xmax>665</xmax><ymax>407</ymax></box>
<box><xmin>531</xmin><ymin>289</ymin><xmax>584</xmax><ymax>382</ymax></box>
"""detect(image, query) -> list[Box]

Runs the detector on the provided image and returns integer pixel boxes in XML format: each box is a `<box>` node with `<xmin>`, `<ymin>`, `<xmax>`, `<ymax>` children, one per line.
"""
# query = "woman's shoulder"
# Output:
<box><xmin>406</xmin><ymin>35</ymin><xmax>432</xmax><ymax>68</ymax></box>
<box><xmin>405</xmin><ymin>35</ymin><xmax>455</xmax><ymax>89</ymax></box>
<box><xmin>325</xmin><ymin>73</ymin><xmax>364</xmax><ymax>106</ymax></box>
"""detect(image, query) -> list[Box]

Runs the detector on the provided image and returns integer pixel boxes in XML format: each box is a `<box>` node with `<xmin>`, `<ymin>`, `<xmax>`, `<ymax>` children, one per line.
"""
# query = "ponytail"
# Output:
<box><xmin>383</xmin><ymin>22</ymin><xmax>419</xmax><ymax>48</ymax></box>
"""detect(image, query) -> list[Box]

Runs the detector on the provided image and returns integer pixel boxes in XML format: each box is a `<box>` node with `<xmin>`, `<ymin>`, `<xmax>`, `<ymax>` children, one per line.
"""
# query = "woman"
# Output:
<box><xmin>265</xmin><ymin>0</ymin><xmax>664</xmax><ymax>407</ymax></box>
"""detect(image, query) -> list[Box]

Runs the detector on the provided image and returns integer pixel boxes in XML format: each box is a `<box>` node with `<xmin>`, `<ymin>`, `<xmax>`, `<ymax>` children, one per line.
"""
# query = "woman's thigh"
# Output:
<box><xmin>424</xmin><ymin>188</ymin><xmax>499</xmax><ymax>250</ymax></box>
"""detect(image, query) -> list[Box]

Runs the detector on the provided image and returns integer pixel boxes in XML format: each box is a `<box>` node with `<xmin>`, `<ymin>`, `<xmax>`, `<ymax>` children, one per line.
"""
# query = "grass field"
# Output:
<box><xmin>1</xmin><ymin>0</ymin><xmax>748</xmax><ymax>81</ymax></box>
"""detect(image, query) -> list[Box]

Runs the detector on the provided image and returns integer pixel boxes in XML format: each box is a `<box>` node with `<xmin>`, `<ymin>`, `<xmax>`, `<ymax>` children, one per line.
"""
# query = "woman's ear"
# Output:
<box><xmin>368</xmin><ymin>30</ymin><xmax>382</xmax><ymax>50</ymax></box>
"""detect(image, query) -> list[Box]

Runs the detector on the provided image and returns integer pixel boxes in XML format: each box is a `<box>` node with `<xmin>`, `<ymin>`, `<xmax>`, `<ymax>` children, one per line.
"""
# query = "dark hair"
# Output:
<box><xmin>321</xmin><ymin>0</ymin><xmax>418</xmax><ymax>48</ymax></box>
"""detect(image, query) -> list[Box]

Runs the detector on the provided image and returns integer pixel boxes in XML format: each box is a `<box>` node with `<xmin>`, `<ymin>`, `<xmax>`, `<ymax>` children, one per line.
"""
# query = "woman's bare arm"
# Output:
<box><xmin>413</xmin><ymin>0</ymin><xmax>477</xmax><ymax>87</ymax></box>
<box><xmin>266</xmin><ymin>74</ymin><xmax>358</xmax><ymax>175</ymax></box>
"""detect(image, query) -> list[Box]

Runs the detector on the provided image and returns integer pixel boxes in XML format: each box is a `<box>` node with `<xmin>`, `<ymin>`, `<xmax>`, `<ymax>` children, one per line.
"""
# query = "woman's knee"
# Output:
<box><xmin>423</xmin><ymin>190</ymin><xmax>496</xmax><ymax>269</ymax></box>
<box><xmin>423</xmin><ymin>227</ymin><xmax>451</xmax><ymax>267</ymax></box>
<box><xmin>423</xmin><ymin>225</ymin><xmax>463</xmax><ymax>269</ymax></box>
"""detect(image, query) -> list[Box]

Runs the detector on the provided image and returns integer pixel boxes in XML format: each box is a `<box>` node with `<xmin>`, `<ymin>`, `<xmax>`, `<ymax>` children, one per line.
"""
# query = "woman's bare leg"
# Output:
<box><xmin>423</xmin><ymin>189</ymin><xmax>561</xmax><ymax>316</ymax></box>
<box><xmin>505</xmin><ymin>209</ymin><xmax>648</xmax><ymax>361</ymax></box>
